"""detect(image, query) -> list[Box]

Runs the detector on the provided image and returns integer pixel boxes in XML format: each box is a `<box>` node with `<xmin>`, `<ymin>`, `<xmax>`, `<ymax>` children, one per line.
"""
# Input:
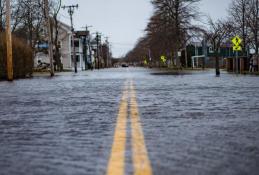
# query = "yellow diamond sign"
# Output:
<box><xmin>233</xmin><ymin>45</ymin><xmax>242</xmax><ymax>51</ymax></box>
<box><xmin>232</xmin><ymin>36</ymin><xmax>242</xmax><ymax>46</ymax></box>
<box><xmin>161</xmin><ymin>55</ymin><xmax>167</xmax><ymax>63</ymax></box>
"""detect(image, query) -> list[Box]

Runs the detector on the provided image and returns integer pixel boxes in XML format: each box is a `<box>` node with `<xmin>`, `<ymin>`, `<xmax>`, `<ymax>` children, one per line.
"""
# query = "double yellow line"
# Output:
<box><xmin>107</xmin><ymin>80</ymin><xmax>153</xmax><ymax>175</ymax></box>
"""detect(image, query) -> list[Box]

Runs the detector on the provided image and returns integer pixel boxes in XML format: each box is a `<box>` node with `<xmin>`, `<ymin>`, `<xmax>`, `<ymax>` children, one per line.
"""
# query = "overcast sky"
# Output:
<box><xmin>60</xmin><ymin>0</ymin><xmax>232</xmax><ymax>57</ymax></box>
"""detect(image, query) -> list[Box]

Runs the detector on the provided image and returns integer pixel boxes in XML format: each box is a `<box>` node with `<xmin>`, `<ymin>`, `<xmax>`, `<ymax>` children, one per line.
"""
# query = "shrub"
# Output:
<box><xmin>0</xmin><ymin>32</ymin><xmax>33</xmax><ymax>80</ymax></box>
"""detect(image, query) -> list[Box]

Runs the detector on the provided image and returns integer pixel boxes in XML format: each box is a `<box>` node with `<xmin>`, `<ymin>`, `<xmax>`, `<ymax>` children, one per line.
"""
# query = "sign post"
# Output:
<box><xmin>144</xmin><ymin>59</ymin><xmax>148</xmax><ymax>66</ymax></box>
<box><xmin>161</xmin><ymin>55</ymin><xmax>167</xmax><ymax>64</ymax></box>
<box><xmin>232</xmin><ymin>36</ymin><xmax>242</xmax><ymax>73</ymax></box>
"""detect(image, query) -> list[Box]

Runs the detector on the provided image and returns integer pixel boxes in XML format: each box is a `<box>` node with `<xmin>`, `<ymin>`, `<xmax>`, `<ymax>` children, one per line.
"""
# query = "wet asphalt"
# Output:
<box><xmin>0</xmin><ymin>67</ymin><xmax>259</xmax><ymax>175</ymax></box>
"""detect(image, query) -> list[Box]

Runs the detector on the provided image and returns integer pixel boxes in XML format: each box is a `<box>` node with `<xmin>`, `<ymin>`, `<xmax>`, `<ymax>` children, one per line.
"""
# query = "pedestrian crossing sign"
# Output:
<box><xmin>232</xmin><ymin>36</ymin><xmax>242</xmax><ymax>51</ymax></box>
<box><xmin>231</xmin><ymin>36</ymin><xmax>242</xmax><ymax>46</ymax></box>
<box><xmin>161</xmin><ymin>55</ymin><xmax>167</xmax><ymax>63</ymax></box>
<box><xmin>233</xmin><ymin>45</ymin><xmax>242</xmax><ymax>51</ymax></box>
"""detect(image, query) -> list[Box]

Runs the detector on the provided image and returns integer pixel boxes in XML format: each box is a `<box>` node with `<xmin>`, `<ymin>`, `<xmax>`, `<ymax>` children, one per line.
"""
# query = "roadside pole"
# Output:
<box><xmin>89</xmin><ymin>37</ymin><xmax>93</xmax><ymax>70</ymax></box>
<box><xmin>84</xmin><ymin>34</ymin><xmax>87</xmax><ymax>70</ymax></box>
<box><xmin>82</xmin><ymin>25</ymin><xmax>92</xmax><ymax>70</ymax></box>
<box><xmin>99</xmin><ymin>34</ymin><xmax>102</xmax><ymax>69</ymax></box>
<box><xmin>44</xmin><ymin>0</ymin><xmax>54</xmax><ymax>77</ymax></box>
<box><xmin>236</xmin><ymin>51</ymin><xmax>238</xmax><ymax>74</ymax></box>
<box><xmin>82</xmin><ymin>29</ymin><xmax>87</xmax><ymax>71</ymax></box>
<box><xmin>232</xmin><ymin>36</ymin><xmax>242</xmax><ymax>74</ymax></box>
<box><xmin>6</xmin><ymin>0</ymin><xmax>13</xmax><ymax>81</ymax></box>
<box><xmin>62</xmin><ymin>4</ymin><xmax>78</xmax><ymax>73</ymax></box>
<box><xmin>105</xmin><ymin>37</ymin><xmax>109</xmax><ymax>68</ymax></box>
<box><xmin>96</xmin><ymin>33</ymin><xmax>100</xmax><ymax>70</ymax></box>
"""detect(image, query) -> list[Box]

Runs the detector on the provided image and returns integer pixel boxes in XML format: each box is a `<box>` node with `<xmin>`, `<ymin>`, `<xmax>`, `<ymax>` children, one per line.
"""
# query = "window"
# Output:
<box><xmin>209</xmin><ymin>47</ymin><xmax>214</xmax><ymax>53</ymax></box>
<box><xmin>58</xmin><ymin>41</ymin><xmax>62</xmax><ymax>48</ymax></box>
<box><xmin>74</xmin><ymin>41</ymin><xmax>79</xmax><ymax>47</ymax></box>
<box><xmin>71</xmin><ymin>55</ymin><xmax>80</xmax><ymax>62</ymax></box>
<box><xmin>71</xmin><ymin>40</ymin><xmax>79</xmax><ymax>47</ymax></box>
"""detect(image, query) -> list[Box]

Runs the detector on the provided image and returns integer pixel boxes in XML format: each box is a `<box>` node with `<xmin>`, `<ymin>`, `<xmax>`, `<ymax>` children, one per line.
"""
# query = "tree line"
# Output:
<box><xmin>0</xmin><ymin>0</ymin><xmax>62</xmax><ymax>78</ymax></box>
<box><xmin>125</xmin><ymin>0</ymin><xmax>259</xmax><ymax>69</ymax></box>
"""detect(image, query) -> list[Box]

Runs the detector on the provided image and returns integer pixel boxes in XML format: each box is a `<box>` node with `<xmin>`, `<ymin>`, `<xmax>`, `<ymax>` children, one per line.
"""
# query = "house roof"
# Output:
<box><xmin>58</xmin><ymin>20</ymin><xmax>71</xmax><ymax>33</ymax></box>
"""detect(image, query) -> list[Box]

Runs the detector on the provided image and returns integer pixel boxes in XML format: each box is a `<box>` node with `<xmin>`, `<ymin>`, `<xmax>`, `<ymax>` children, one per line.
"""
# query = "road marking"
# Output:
<box><xmin>106</xmin><ymin>83</ymin><xmax>128</xmax><ymax>175</ymax></box>
<box><xmin>107</xmin><ymin>80</ymin><xmax>153</xmax><ymax>175</ymax></box>
<box><xmin>130</xmin><ymin>81</ymin><xmax>153</xmax><ymax>175</ymax></box>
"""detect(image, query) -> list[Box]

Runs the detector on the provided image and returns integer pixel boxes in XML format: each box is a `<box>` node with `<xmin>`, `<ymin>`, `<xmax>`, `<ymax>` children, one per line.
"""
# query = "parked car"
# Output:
<box><xmin>121</xmin><ymin>63</ymin><xmax>129</xmax><ymax>67</ymax></box>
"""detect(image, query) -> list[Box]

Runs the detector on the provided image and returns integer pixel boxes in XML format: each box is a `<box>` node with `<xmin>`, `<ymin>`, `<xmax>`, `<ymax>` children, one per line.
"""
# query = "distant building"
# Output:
<box><xmin>185</xmin><ymin>42</ymin><xmax>237</xmax><ymax>69</ymax></box>
<box><xmin>35</xmin><ymin>21</ymin><xmax>93</xmax><ymax>71</ymax></box>
<box><xmin>57</xmin><ymin>22</ymin><xmax>91</xmax><ymax>70</ymax></box>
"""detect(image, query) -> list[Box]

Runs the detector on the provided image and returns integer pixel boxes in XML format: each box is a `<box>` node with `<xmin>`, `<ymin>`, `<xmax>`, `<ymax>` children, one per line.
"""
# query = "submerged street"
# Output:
<box><xmin>0</xmin><ymin>68</ymin><xmax>259</xmax><ymax>175</ymax></box>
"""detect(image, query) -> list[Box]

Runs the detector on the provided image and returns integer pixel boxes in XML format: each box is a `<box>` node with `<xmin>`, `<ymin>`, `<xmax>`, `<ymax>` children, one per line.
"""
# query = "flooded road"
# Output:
<box><xmin>0</xmin><ymin>68</ymin><xmax>259</xmax><ymax>175</ymax></box>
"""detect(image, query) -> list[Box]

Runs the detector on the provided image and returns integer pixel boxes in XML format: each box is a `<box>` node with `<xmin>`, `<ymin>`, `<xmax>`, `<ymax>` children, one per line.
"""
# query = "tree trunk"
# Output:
<box><xmin>255</xmin><ymin>0</ymin><xmax>259</xmax><ymax>55</ymax></box>
<box><xmin>174</xmin><ymin>0</ymin><xmax>181</xmax><ymax>68</ymax></box>
<box><xmin>54</xmin><ymin>17</ymin><xmax>62</xmax><ymax>71</ymax></box>
<box><xmin>215</xmin><ymin>50</ymin><xmax>220</xmax><ymax>76</ymax></box>
<box><xmin>0</xmin><ymin>0</ymin><xmax>2</xmax><ymax>32</ymax></box>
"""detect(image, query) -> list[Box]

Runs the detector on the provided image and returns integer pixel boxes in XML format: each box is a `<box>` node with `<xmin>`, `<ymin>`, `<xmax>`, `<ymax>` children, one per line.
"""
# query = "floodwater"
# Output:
<box><xmin>0</xmin><ymin>68</ymin><xmax>259</xmax><ymax>175</ymax></box>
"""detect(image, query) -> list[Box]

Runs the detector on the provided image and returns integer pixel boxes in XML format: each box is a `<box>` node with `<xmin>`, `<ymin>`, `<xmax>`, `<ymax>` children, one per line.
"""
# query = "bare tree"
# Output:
<box><xmin>0</xmin><ymin>0</ymin><xmax>5</xmax><ymax>31</ymax></box>
<box><xmin>205</xmin><ymin>19</ymin><xmax>232</xmax><ymax>76</ymax></box>
<box><xmin>49</xmin><ymin>0</ymin><xmax>62</xmax><ymax>71</ymax></box>
<box><xmin>246</xmin><ymin>0</ymin><xmax>259</xmax><ymax>54</ymax></box>
<box><xmin>126</xmin><ymin>0</ymin><xmax>202</xmax><ymax>68</ymax></box>
<box><xmin>11</xmin><ymin>0</ymin><xmax>44</xmax><ymax>50</ymax></box>
<box><xmin>151</xmin><ymin>0</ymin><xmax>201</xmax><ymax>67</ymax></box>
<box><xmin>228</xmin><ymin>0</ymin><xmax>250</xmax><ymax>56</ymax></box>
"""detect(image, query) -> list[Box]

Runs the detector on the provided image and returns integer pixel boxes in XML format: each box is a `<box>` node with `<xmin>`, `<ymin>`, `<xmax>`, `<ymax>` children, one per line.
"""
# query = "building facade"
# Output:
<box><xmin>35</xmin><ymin>21</ymin><xmax>92</xmax><ymax>71</ymax></box>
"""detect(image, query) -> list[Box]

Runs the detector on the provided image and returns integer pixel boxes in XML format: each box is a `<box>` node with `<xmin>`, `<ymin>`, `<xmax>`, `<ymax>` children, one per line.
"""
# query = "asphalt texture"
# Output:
<box><xmin>0</xmin><ymin>68</ymin><xmax>259</xmax><ymax>175</ymax></box>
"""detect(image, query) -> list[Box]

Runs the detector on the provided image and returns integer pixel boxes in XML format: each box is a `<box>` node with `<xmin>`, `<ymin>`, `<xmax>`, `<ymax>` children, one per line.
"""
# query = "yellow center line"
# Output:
<box><xmin>106</xmin><ymin>80</ymin><xmax>153</xmax><ymax>175</ymax></box>
<box><xmin>130</xmin><ymin>80</ymin><xmax>153</xmax><ymax>175</ymax></box>
<box><xmin>106</xmin><ymin>82</ymin><xmax>128</xmax><ymax>175</ymax></box>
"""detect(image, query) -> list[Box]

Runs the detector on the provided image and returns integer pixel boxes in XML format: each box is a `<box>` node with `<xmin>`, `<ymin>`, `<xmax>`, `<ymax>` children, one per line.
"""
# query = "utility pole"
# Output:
<box><xmin>62</xmin><ymin>4</ymin><xmax>78</xmax><ymax>73</ymax></box>
<box><xmin>44</xmin><ymin>0</ymin><xmax>54</xmax><ymax>77</ymax></box>
<box><xmin>96</xmin><ymin>32</ymin><xmax>100</xmax><ymax>70</ymax></box>
<box><xmin>6</xmin><ymin>0</ymin><xmax>13</xmax><ymax>81</ymax></box>
<box><xmin>105</xmin><ymin>37</ymin><xmax>109</xmax><ymax>68</ymax></box>
<box><xmin>82</xmin><ymin>25</ymin><xmax>92</xmax><ymax>70</ymax></box>
<box><xmin>88</xmin><ymin>33</ymin><xmax>93</xmax><ymax>70</ymax></box>
<box><xmin>100</xmin><ymin>36</ymin><xmax>103</xmax><ymax>69</ymax></box>
<box><xmin>83</xmin><ymin>29</ymin><xmax>88</xmax><ymax>71</ymax></box>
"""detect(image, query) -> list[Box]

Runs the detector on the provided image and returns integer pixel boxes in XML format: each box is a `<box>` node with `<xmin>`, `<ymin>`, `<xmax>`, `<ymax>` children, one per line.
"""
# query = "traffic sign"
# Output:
<box><xmin>232</xmin><ymin>36</ymin><xmax>242</xmax><ymax>46</ymax></box>
<box><xmin>233</xmin><ymin>45</ymin><xmax>242</xmax><ymax>51</ymax></box>
<box><xmin>161</xmin><ymin>55</ymin><xmax>167</xmax><ymax>63</ymax></box>
<box><xmin>144</xmin><ymin>59</ymin><xmax>148</xmax><ymax>65</ymax></box>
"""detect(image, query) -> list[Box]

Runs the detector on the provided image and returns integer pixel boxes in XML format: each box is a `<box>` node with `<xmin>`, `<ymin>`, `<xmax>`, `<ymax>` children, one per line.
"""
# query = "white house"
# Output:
<box><xmin>35</xmin><ymin>21</ymin><xmax>91</xmax><ymax>71</ymax></box>
<box><xmin>58</xmin><ymin>21</ymin><xmax>86</xmax><ymax>70</ymax></box>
